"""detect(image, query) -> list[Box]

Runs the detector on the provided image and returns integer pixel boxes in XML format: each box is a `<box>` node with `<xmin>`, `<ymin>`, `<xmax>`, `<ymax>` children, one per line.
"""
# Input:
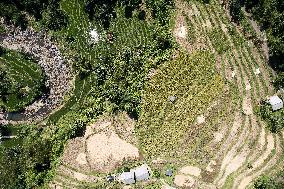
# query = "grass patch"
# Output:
<box><xmin>136</xmin><ymin>50</ymin><xmax>224</xmax><ymax>159</ymax></box>
<box><xmin>184</xmin><ymin>15</ymin><xmax>196</xmax><ymax>44</ymax></box>
<box><xmin>208</xmin><ymin>27</ymin><xmax>230</xmax><ymax>54</ymax></box>
<box><xmin>109</xmin><ymin>8</ymin><xmax>153</xmax><ymax>50</ymax></box>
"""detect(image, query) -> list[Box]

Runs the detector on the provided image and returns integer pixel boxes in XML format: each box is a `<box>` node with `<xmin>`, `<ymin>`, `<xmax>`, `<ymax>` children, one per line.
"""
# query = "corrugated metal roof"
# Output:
<box><xmin>269</xmin><ymin>96</ymin><xmax>282</xmax><ymax>105</ymax></box>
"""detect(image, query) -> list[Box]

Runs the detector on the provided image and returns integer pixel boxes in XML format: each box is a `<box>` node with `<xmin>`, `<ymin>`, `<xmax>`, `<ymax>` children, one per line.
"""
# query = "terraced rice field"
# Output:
<box><xmin>51</xmin><ymin>0</ymin><xmax>155</xmax><ymax>123</ymax></box>
<box><xmin>49</xmin><ymin>0</ymin><xmax>283</xmax><ymax>188</ymax></box>
<box><xmin>0</xmin><ymin>50</ymin><xmax>45</xmax><ymax>112</ymax></box>
<box><xmin>174</xmin><ymin>0</ymin><xmax>283</xmax><ymax>188</ymax></box>
<box><xmin>60</xmin><ymin>0</ymin><xmax>153</xmax><ymax>60</ymax></box>
<box><xmin>109</xmin><ymin>8</ymin><xmax>153</xmax><ymax>50</ymax></box>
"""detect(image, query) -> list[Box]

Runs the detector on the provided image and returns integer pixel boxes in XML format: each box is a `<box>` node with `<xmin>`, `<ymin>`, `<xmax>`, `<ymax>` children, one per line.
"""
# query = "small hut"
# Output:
<box><xmin>269</xmin><ymin>95</ymin><xmax>283</xmax><ymax>111</ymax></box>
<box><xmin>165</xmin><ymin>169</ymin><xmax>173</xmax><ymax>177</ymax></box>
<box><xmin>118</xmin><ymin>171</ymin><xmax>135</xmax><ymax>185</ymax></box>
<box><xmin>132</xmin><ymin>164</ymin><xmax>150</xmax><ymax>181</ymax></box>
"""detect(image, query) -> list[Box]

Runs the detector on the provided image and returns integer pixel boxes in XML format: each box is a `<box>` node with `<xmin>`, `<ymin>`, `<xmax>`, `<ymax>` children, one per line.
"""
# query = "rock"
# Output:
<box><xmin>246</xmin><ymin>84</ymin><xmax>251</xmax><ymax>91</ymax></box>
<box><xmin>168</xmin><ymin>96</ymin><xmax>176</xmax><ymax>102</ymax></box>
<box><xmin>214</xmin><ymin>132</ymin><xmax>223</xmax><ymax>143</ymax></box>
<box><xmin>123</xmin><ymin>186</ymin><xmax>133</xmax><ymax>189</ymax></box>
<box><xmin>231</xmin><ymin>71</ymin><xmax>236</xmax><ymax>78</ymax></box>
<box><xmin>196</xmin><ymin>115</ymin><xmax>205</xmax><ymax>124</ymax></box>
<box><xmin>206</xmin><ymin>160</ymin><xmax>217</xmax><ymax>172</ymax></box>
<box><xmin>177</xmin><ymin>25</ymin><xmax>187</xmax><ymax>38</ymax></box>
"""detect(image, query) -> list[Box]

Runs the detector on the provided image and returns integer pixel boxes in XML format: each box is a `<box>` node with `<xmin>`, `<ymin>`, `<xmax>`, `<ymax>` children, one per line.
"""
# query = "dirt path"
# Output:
<box><xmin>236</xmin><ymin>135</ymin><xmax>282</xmax><ymax>189</ymax></box>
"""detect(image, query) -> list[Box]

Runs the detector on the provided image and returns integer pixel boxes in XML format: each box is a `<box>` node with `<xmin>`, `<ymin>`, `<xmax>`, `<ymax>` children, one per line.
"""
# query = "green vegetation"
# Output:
<box><xmin>0</xmin><ymin>0</ymin><xmax>283</xmax><ymax>188</ymax></box>
<box><xmin>0</xmin><ymin>110</ymin><xmax>87</xmax><ymax>188</ymax></box>
<box><xmin>258</xmin><ymin>103</ymin><xmax>284</xmax><ymax>133</ymax></box>
<box><xmin>0</xmin><ymin>0</ymin><xmax>175</xmax><ymax>188</ymax></box>
<box><xmin>184</xmin><ymin>14</ymin><xmax>196</xmax><ymax>44</ymax></box>
<box><xmin>273</xmin><ymin>72</ymin><xmax>284</xmax><ymax>89</ymax></box>
<box><xmin>0</xmin><ymin>24</ymin><xmax>5</xmax><ymax>33</ymax></box>
<box><xmin>51</xmin><ymin>0</ymin><xmax>174</xmax><ymax>121</ymax></box>
<box><xmin>228</xmin><ymin>0</ymin><xmax>284</xmax><ymax>72</ymax></box>
<box><xmin>137</xmin><ymin>51</ymin><xmax>224</xmax><ymax>159</ymax></box>
<box><xmin>248</xmin><ymin>1</ymin><xmax>283</xmax><ymax>72</ymax></box>
<box><xmin>0</xmin><ymin>49</ymin><xmax>46</xmax><ymax>112</ymax></box>
<box><xmin>0</xmin><ymin>0</ymin><xmax>67</xmax><ymax>31</ymax></box>
<box><xmin>209</xmin><ymin>27</ymin><xmax>230</xmax><ymax>54</ymax></box>
<box><xmin>254</xmin><ymin>170</ymin><xmax>284</xmax><ymax>189</ymax></box>
<box><xmin>109</xmin><ymin>10</ymin><xmax>153</xmax><ymax>49</ymax></box>
<box><xmin>0</xmin><ymin>125</ymin><xmax>22</xmax><ymax>148</ymax></box>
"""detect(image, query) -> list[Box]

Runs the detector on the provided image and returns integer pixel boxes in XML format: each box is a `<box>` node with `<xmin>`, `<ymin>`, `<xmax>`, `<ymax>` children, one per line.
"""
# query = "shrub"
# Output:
<box><xmin>229</xmin><ymin>0</ymin><xmax>243</xmax><ymax>23</ymax></box>
<box><xmin>273</xmin><ymin>72</ymin><xmax>284</xmax><ymax>89</ymax></box>
<box><xmin>259</xmin><ymin>102</ymin><xmax>284</xmax><ymax>133</ymax></box>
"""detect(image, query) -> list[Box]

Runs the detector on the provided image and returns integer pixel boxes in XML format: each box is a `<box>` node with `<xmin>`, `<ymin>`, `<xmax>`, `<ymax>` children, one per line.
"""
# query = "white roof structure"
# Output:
<box><xmin>118</xmin><ymin>171</ymin><xmax>135</xmax><ymax>185</ymax></box>
<box><xmin>269</xmin><ymin>95</ymin><xmax>283</xmax><ymax>111</ymax></box>
<box><xmin>132</xmin><ymin>164</ymin><xmax>150</xmax><ymax>181</ymax></box>
<box><xmin>89</xmin><ymin>29</ymin><xmax>99</xmax><ymax>43</ymax></box>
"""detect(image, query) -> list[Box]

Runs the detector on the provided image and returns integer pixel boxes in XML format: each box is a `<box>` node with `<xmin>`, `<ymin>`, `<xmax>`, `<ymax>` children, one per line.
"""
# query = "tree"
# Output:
<box><xmin>42</xmin><ymin>6</ymin><xmax>68</xmax><ymax>31</ymax></box>
<box><xmin>0</xmin><ymin>146</ymin><xmax>26</xmax><ymax>189</ymax></box>
<box><xmin>273</xmin><ymin>72</ymin><xmax>284</xmax><ymax>89</ymax></box>
<box><xmin>242</xmin><ymin>0</ymin><xmax>284</xmax><ymax>72</ymax></box>
<box><xmin>229</xmin><ymin>0</ymin><xmax>243</xmax><ymax>23</ymax></box>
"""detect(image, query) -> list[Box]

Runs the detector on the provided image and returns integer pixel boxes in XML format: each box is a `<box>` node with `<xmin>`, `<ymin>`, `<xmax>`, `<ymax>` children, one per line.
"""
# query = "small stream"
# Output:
<box><xmin>0</xmin><ymin>124</ymin><xmax>22</xmax><ymax>148</ymax></box>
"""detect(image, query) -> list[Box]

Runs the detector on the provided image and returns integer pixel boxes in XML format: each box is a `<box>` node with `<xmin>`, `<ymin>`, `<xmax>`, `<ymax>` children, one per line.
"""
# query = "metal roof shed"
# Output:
<box><xmin>133</xmin><ymin>164</ymin><xmax>150</xmax><ymax>181</ymax></box>
<box><xmin>269</xmin><ymin>96</ymin><xmax>283</xmax><ymax>111</ymax></box>
<box><xmin>118</xmin><ymin>171</ymin><xmax>135</xmax><ymax>185</ymax></box>
<box><xmin>165</xmin><ymin>169</ymin><xmax>173</xmax><ymax>177</ymax></box>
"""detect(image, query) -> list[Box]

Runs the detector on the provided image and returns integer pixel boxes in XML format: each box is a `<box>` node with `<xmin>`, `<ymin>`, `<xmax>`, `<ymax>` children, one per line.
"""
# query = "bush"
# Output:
<box><xmin>273</xmin><ymin>72</ymin><xmax>284</xmax><ymax>89</ymax></box>
<box><xmin>152</xmin><ymin>169</ymin><xmax>161</xmax><ymax>178</ymax></box>
<box><xmin>254</xmin><ymin>175</ymin><xmax>277</xmax><ymax>189</ymax></box>
<box><xmin>229</xmin><ymin>0</ymin><xmax>243</xmax><ymax>23</ymax></box>
<box><xmin>254</xmin><ymin>171</ymin><xmax>284</xmax><ymax>189</ymax></box>
<box><xmin>243</xmin><ymin>0</ymin><xmax>284</xmax><ymax>72</ymax></box>
<box><xmin>259</xmin><ymin>102</ymin><xmax>284</xmax><ymax>133</ymax></box>
<box><xmin>42</xmin><ymin>6</ymin><xmax>68</xmax><ymax>31</ymax></box>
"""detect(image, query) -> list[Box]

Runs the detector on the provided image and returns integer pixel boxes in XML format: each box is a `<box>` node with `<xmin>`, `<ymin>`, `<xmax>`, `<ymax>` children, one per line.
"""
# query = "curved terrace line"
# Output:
<box><xmin>0</xmin><ymin>23</ymin><xmax>72</xmax><ymax>124</ymax></box>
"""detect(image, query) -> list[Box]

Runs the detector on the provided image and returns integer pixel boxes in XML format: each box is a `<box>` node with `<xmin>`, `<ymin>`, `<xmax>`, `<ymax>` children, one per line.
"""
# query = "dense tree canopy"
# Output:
<box><xmin>0</xmin><ymin>146</ymin><xmax>25</xmax><ymax>189</ymax></box>
<box><xmin>0</xmin><ymin>0</ymin><xmax>67</xmax><ymax>30</ymax></box>
<box><xmin>254</xmin><ymin>171</ymin><xmax>284</xmax><ymax>189</ymax></box>
<box><xmin>240</xmin><ymin>0</ymin><xmax>284</xmax><ymax>71</ymax></box>
<box><xmin>85</xmin><ymin>0</ymin><xmax>142</xmax><ymax>29</ymax></box>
